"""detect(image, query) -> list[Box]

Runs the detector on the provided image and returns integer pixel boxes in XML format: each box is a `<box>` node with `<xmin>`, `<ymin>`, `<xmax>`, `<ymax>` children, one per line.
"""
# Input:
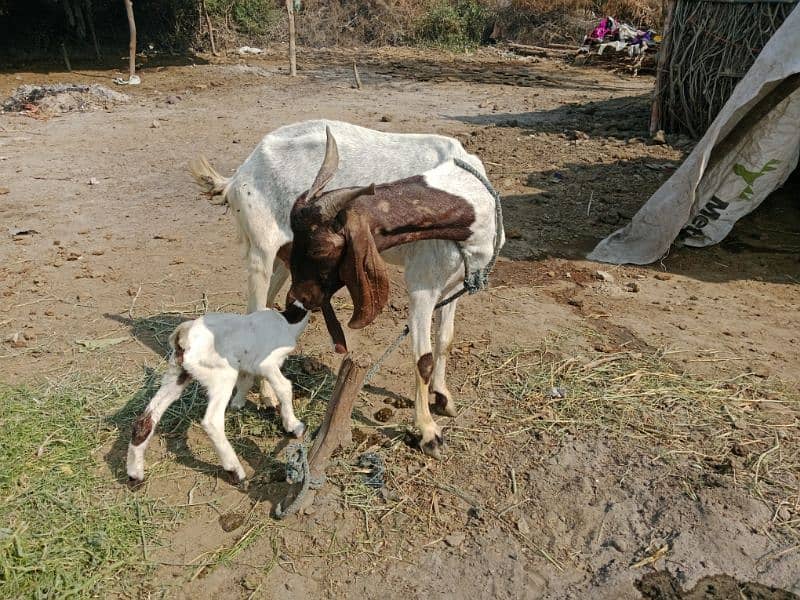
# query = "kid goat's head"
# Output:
<box><xmin>288</xmin><ymin>127</ymin><xmax>389</xmax><ymax>352</ymax></box>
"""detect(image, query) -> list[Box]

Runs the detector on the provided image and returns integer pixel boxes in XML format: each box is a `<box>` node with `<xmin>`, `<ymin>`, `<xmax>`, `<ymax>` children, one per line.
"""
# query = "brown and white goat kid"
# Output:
<box><xmin>288</xmin><ymin>128</ymin><xmax>504</xmax><ymax>459</ymax></box>
<box><xmin>126</xmin><ymin>306</ymin><xmax>308</xmax><ymax>484</ymax></box>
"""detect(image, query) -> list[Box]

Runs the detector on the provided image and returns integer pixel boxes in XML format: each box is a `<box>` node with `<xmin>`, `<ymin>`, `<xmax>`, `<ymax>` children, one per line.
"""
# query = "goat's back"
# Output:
<box><xmin>229</xmin><ymin>120</ymin><xmax>485</xmax><ymax>231</ymax></box>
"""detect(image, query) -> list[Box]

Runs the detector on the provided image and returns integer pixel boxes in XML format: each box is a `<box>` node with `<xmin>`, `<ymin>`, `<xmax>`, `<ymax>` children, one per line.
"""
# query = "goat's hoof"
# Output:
<box><xmin>291</xmin><ymin>423</ymin><xmax>306</xmax><ymax>439</ymax></box>
<box><xmin>432</xmin><ymin>392</ymin><xmax>457</xmax><ymax>417</ymax></box>
<box><xmin>225</xmin><ymin>469</ymin><xmax>247</xmax><ymax>486</ymax></box>
<box><xmin>127</xmin><ymin>475</ymin><xmax>144</xmax><ymax>489</ymax></box>
<box><xmin>420</xmin><ymin>432</ymin><xmax>445</xmax><ymax>460</ymax></box>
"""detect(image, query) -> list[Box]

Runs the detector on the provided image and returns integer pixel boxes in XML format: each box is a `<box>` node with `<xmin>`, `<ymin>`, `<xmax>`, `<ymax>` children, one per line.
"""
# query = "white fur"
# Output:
<box><xmin>126</xmin><ymin>309</ymin><xmax>309</xmax><ymax>483</ymax></box>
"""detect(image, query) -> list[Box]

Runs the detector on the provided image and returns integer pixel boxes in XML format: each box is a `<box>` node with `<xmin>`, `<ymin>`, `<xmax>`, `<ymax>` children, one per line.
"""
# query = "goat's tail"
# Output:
<box><xmin>168</xmin><ymin>321</ymin><xmax>193</xmax><ymax>366</ymax></box>
<box><xmin>189</xmin><ymin>156</ymin><xmax>230</xmax><ymax>205</ymax></box>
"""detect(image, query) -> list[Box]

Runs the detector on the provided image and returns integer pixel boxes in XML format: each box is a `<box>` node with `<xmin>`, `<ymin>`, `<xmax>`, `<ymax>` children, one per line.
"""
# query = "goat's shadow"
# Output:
<box><xmin>103</xmin><ymin>312</ymin><xmax>352</xmax><ymax>507</ymax></box>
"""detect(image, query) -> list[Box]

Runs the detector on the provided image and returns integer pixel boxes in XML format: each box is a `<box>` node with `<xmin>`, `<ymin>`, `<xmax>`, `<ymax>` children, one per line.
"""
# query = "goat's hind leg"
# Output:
<box><xmin>126</xmin><ymin>365</ymin><xmax>191</xmax><ymax>482</ymax></box>
<box><xmin>431</xmin><ymin>298</ymin><xmax>458</xmax><ymax>417</ymax></box>
<box><xmin>200</xmin><ymin>370</ymin><xmax>247</xmax><ymax>483</ymax></box>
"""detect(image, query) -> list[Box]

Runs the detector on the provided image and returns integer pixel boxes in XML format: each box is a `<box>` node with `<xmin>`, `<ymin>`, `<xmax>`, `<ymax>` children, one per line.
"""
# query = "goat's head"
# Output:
<box><xmin>289</xmin><ymin>127</ymin><xmax>389</xmax><ymax>352</ymax></box>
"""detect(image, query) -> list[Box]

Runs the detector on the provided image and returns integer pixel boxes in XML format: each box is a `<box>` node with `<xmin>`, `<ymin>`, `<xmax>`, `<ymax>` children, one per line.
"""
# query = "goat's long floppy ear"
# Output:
<box><xmin>339</xmin><ymin>210</ymin><xmax>389</xmax><ymax>329</ymax></box>
<box><xmin>306</xmin><ymin>126</ymin><xmax>339</xmax><ymax>201</ymax></box>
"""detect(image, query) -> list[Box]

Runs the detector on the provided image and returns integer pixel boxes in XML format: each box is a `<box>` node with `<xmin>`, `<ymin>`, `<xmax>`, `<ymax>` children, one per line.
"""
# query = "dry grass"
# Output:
<box><xmin>477</xmin><ymin>343</ymin><xmax>800</xmax><ymax>537</ymax></box>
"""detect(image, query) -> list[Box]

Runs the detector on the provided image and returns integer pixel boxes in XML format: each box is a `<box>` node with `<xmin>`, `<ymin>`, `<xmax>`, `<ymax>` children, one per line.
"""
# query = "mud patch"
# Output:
<box><xmin>637</xmin><ymin>570</ymin><xmax>800</xmax><ymax>600</ymax></box>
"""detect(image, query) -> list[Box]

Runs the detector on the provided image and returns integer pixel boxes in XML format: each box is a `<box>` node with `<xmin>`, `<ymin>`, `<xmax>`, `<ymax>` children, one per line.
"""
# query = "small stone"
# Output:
<box><xmin>654</xmin><ymin>273</ymin><xmax>671</xmax><ymax>281</ymax></box>
<box><xmin>625</xmin><ymin>282</ymin><xmax>640</xmax><ymax>293</ymax></box>
<box><xmin>567</xmin><ymin>298</ymin><xmax>583</xmax><ymax>308</ymax></box>
<box><xmin>777</xmin><ymin>506</ymin><xmax>791</xmax><ymax>521</ymax></box>
<box><xmin>380</xmin><ymin>115</ymin><xmax>393</xmax><ymax>122</ymax></box>
<box><xmin>609</xmin><ymin>538</ymin><xmax>627</xmax><ymax>553</ymax></box>
<box><xmin>374</xmin><ymin>407</ymin><xmax>393</xmax><ymax>423</ymax></box>
<box><xmin>506</xmin><ymin>228</ymin><xmax>523</xmax><ymax>240</ymax></box>
<box><xmin>595</xmin><ymin>270</ymin><xmax>615</xmax><ymax>283</ymax></box>
<box><xmin>150</xmin><ymin>119</ymin><xmax>160</xmax><ymax>128</ymax></box>
<box><xmin>444</xmin><ymin>532</ymin><xmax>466</xmax><ymax>547</ymax></box>
<box><xmin>218</xmin><ymin>511</ymin><xmax>246</xmax><ymax>532</ymax></box>
<box><xmin>651</xmin><ymin>129</ymin><xmax>666</xmax><ymax>144</ymax></box>
<box><xmin>165</xmin><ymin>95</ymin><xmax>180</xmax><ymax>104</ymax></box>
<box><xmin>44</xmin><ymin>310</ymin><xmax>54</xmax><ymax>316</ymax></box>
<box><xmin>0</xmin><ymin>187</ymin><xmax>9</xmax><ymax>195</ymax></box>
<box><xmin>517</xmin><ymin>516</ymin><xmax>530</xmax><ymax>535</ymax></box>
<box><xmin>88</xmin><ymin>177</ymin><xmax>99</xmax><ymax>185</ymax></box>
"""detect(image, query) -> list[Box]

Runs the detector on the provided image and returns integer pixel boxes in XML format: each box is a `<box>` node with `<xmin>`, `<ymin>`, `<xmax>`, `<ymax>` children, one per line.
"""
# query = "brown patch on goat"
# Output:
<box><xmin>131</xmin><ymin>413</ymin><xmax>153</xmax><ymax>446</ymax></box>
<box><xmin>177</xmin><ymin>369</ymin><xmax>191</xmax><ymax>385</ymax></box>
<box><xmin>417</xmin><ymin>353</ymin><xmax>434</xmax><ymax>384</ymax></box>
<box><xmin>358</xmin><ymin>176</ymin><xmax>476</xmax><ymax>251</ymax></box>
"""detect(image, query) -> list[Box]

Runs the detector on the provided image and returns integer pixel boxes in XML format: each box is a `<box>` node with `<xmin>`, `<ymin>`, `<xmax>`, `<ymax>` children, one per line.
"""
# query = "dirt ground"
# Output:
<box><xmin>1</xmin><ymin>46</ymin><xmax>799</xmax><ymax>599</ymax></box>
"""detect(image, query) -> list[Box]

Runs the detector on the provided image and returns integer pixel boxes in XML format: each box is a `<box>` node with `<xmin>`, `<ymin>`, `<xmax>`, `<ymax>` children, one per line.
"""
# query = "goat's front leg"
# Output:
<box><xmin>260</xmin><ymin>363</ymin><xmax>304</xmax><ymax>438</ymax></box>
<box><xmin>230</xmin><ymin>372</ymin><xmax>254</xmax><ymax>410</ymax></box>
<box><xmin>431</xmin><ymin>298</ymin><xmax>458</xmax><ymax>417</ymax></box>
<box><xmin>409</xmin><ymin>289</ymin><xmax>443</xmax><ymax>459</ymax></box>
<box><xmin>126</xmin><ymin>365</ymin><xmax>191</xmax><ymax>482</ymax></box>
<box><xmin>200</xmin><ymin>370</ymin><xmax>247</xmax><ymax>483</ymax></box>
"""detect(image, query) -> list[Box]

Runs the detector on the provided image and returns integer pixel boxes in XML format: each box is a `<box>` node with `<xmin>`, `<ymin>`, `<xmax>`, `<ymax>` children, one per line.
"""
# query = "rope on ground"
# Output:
<box><xmin>274</xmin><ymin>442</ymin><xmax>325</xmax><ymax>519</ymax></box>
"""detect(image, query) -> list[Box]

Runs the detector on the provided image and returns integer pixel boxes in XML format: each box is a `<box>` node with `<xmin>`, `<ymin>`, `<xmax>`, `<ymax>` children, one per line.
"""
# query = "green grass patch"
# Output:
<box><xmin>0</xmin><ymin>379</ymin><xmax>162</xmax><ymax>599</ymax></box>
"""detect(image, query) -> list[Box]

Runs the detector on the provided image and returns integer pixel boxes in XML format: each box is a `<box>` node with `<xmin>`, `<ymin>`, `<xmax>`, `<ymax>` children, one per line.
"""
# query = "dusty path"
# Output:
<box><xmin>1</xmin><ymin>47</ymin><xmax>798</xmax><ymax>598</ymax></box>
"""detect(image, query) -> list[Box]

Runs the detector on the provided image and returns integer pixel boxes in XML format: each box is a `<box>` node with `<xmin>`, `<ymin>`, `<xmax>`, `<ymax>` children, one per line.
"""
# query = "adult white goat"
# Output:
<box><xmin>286</xmin><ymin>128</ymin><xmax>504</xmax><ymax>459</ymax></box>
<box><xmin>190</xmin><ymin>119</ymin><xmax>485</xmax><ymax>405</ymax></box>
<box><xmin>191</xmin><ymin>119</ymin><xmax>484</xmax><ymax>312</ymax></box>
<box><xmin>126</xmin><ymin>305</ymin><xmax>309</xmax><ymax>484</ymax></box>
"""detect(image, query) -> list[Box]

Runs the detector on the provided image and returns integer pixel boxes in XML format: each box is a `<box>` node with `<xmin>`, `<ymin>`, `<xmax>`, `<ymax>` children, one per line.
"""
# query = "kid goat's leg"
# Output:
<box><xmin>261</xmin><ymin>363</ymin><xmax>304</xmax><ymax>438</ymax></box>
<box><xmin>408</xmin><ymin>288</ymin><xmax>443</xmax><ymax>459</ymax></box>
<box><xmin>126</xmin><ymin>365</ymin><xmax>191</xmax><ymax>482</ymax></box>
<box><xmin>431</xmin><ymin>298</ymin><xmax>459</xmax><ymax>417</ymax></box>
<box><xmin>200</xmin><ymin>369</ymin><xmax>247</xmax><ymax>483</ymax></box>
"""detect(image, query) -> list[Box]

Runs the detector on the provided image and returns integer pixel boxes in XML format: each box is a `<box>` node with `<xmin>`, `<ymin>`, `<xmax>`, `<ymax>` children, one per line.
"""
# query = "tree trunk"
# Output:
<box><xmin>285</xmin><ymin>0</ymin><xmax>297</xmax><ymax>76</ymax></box>
<box><xmin>307</xmin><ymin>353</ymin><xmax>370</xmax><ymax>480</ymax></box>
<box><xmin>123</xmin><ymin>0</ymin><xmax>137</xmax><ymax>80</ymax></box>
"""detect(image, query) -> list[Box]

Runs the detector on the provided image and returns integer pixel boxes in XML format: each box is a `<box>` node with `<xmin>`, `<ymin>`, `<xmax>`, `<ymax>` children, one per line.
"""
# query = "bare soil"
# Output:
<box><xmin>1</xmin><ymin>46</ymin><xmax>798</xmax><ymax>599</ymax></box>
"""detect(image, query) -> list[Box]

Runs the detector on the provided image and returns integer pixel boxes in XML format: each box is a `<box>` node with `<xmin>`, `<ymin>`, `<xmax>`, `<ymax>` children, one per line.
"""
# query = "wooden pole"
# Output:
<box><xmin>307</xmin><ymin>353</ymin><xmax>370</xmax><ymax>480</ymax></box>
<box><xmin>200</xmin><ymin>0</ymin><xmax>218</xmax><ymax>56</ymax></box>
<box><xmin>649</xmin><ymin>0</ymin><xmax>675</xmax><ymax>135</ymax></box>
<box><xmin>61</xmin><ymin>42</ymin><xmax>72</xmax><ymax>72</ymax></box>
<box><xmin>123</xmin><ymin>0</ymin><xmax>137</xmax><ymax>80</ymax></box>
<box><xmin>285</xmin><ymin>0</ymin><xmax>297</xmax><ymax>76</ymax></box>
<box><xmin>84</xmin><ymin>0</ymin><xmax>101</xmax><ymax>60</ymax></box>
<box><xmin>352</xmin><ymin>60</ymin><xmax>362</xmax><ymax>89</ymax></box>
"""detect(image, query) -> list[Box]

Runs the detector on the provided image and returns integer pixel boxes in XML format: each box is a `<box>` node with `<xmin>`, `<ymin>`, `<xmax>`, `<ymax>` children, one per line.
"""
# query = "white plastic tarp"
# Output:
<box><xmin>589</xmin><ymin>5</ymin><xmax>800</xmax><ymax>265</ymax></box>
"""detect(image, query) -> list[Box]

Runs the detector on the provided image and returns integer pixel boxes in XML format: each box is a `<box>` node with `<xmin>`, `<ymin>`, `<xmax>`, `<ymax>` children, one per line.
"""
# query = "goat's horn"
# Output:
<box><xmin>306</xmin><ymin>126</ymin><xmax>339</xmax><ymax>201</ymax></box>
<box><xmin>316</xmin><ymin>184</ymin><xmax>376</xmax><ymax>221</ymax></box>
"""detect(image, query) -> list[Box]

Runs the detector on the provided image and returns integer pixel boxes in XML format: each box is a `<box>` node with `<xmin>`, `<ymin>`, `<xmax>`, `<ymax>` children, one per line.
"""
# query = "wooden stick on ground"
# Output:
<box><xmin>307</xmin><ymin>352</ymin><xmax>370</xmax><ymax>480</ymax></box>
<box><xmin>285</xmin><ymin>0</ymin><xmax>297</xmax><ymax>76</ymax></box>
<box><xmin>649</xmin><ymin>0</ymin><xmax>675</xmax><ymax>135</ymax></box>
<box><xmin>353</xmin><ymin>61</ymin><xmax>362</xmax><ymax>89</ymax></box>
<box><xmin>123</xmin><ymin>0</ymin><xmax>137</xmax><ymax>80</ymax></box>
